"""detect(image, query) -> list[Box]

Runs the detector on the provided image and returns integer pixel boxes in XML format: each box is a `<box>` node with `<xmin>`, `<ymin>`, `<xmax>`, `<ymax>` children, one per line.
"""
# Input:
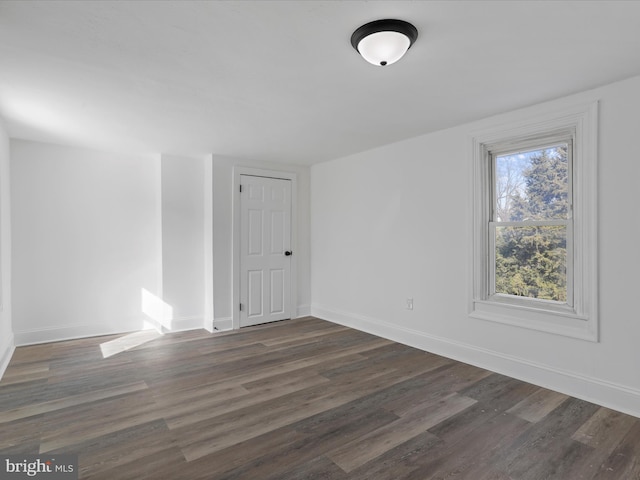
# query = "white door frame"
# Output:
<box><xmin>232</xmin><ymin>166</ymin><xmax>298</xmax><ymax>330</ymax></box>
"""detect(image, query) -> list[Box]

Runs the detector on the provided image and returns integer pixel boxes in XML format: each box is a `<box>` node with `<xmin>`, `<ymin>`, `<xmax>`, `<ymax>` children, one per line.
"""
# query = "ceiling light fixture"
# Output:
<box><xmin>351</xmin><ymin>19</ymin><xmax>418</xmax><ymax>66</ymax></box>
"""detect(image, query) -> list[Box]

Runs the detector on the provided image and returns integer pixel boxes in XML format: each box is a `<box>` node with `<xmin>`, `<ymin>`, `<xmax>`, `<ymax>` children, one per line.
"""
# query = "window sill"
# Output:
<box><xmin>487</xmin><ymin>294</ymin><xmax>579</xmax><ymax>316</ymax></box>
<box><xmin>470</xmin><ymin>299</ymin><xmax>597</xmax><ymax>342</ymax></box>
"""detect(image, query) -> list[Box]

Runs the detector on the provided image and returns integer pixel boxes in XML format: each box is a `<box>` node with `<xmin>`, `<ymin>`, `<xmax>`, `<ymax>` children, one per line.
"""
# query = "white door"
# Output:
<box><xmin>240</xmin><ymin>175</ymin><xmax>292</xmax><ymax>327</ymax></box>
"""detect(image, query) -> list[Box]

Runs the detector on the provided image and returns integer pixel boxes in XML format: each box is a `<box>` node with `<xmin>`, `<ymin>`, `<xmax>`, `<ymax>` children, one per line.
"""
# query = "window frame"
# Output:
<box><xmin>470</xmin><ymin>102</ymin><xmax>598</xmax><ymax>341</ymax></box>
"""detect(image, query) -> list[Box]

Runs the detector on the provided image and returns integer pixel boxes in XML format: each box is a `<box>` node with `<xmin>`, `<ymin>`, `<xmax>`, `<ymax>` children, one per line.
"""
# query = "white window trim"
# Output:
<box><xmin>470</xmin><ymin>102</ymin><xmax>598</xmax><ymax>341</ymax></box>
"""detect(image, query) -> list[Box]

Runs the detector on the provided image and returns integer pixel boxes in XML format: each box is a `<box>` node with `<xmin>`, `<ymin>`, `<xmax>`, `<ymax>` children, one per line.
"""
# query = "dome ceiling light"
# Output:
<box><xmin>350</xmin><ymin>19</ymin><xmax>418</xmax><ymax>66</ymax></box>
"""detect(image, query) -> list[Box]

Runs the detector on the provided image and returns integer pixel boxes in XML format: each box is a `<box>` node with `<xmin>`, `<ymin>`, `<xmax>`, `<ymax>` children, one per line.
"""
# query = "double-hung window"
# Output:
<box><xmin>490</xmin><ymin>137</ymin><xmax>573</xmax><ymax>308</ymax></box>
<box><xmin>471</xmin><ymin>103</ymin><xmax>598</xmax><ymax>341</ymax></box>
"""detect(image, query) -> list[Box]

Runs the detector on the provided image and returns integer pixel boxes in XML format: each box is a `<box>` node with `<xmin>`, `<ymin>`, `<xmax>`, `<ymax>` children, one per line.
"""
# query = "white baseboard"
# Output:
<box><xmin>296</xmin><ymin>304</ymin><xmax>311</xmax><ymax>318</ymax></box>
<box><xmin>166</xmin><ymin>316</ymin><xmax>204</xmax><ymax>332</ymax></box>
<box><xmin>311</xmin><ymin>304</ymin><xmax>640</xmax><ymax>419</ymax></box>
<box><xmin>203</xmin><ymin>317</ymin><xmax>214</xmax><ymax>333</ymax></box>
<box><xmin>0</xmin><ymin>332</ymin><xmax>15</xmax><ymax>381</ymax></box>
<box><xmin>213</xmin><ymin>317</ymin><xmax>233</xmax><ymax>332</ymax></box>
<box><xmin>14</xmin><ymin>316</ymin><xmax>210</xmax><ymax>346</ymax></box>
<box><xmin>14</xmin><ymin>324</ymin><xmax>141</xmax><ymax>346</ymax></box>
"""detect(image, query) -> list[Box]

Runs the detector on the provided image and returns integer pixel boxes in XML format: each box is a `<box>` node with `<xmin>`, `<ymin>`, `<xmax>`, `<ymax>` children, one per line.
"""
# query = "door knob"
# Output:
<box><xmin>284</xmin><ymin>251</ymin><xmax>292</xmax><ymax>256</ymax></box>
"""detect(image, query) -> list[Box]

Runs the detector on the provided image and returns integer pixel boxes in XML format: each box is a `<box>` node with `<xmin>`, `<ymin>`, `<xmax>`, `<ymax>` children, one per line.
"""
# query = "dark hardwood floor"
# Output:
<box><xmin>1</xmin><ymin>317</ymin><xmax>639</xmax><ymax>479</ymax></box>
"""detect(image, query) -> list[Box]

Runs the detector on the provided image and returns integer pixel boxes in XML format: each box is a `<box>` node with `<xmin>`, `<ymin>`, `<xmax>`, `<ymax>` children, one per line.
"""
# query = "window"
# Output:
<box><xmin>470</xmin><ymin>102</ymin><xmax>598</xmax><ymax>341</ymax></box>
<box><xmin>490</xmin><ymin>138</ymin><xmax>573</xmax><ymax>308</ymax></box>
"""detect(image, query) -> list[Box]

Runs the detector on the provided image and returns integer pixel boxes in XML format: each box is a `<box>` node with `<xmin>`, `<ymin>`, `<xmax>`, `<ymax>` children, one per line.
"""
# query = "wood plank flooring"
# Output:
<box><xmin>1</xmin><ymin>317</ymin><xmax>639</xmax><ymax>479</ymax></box>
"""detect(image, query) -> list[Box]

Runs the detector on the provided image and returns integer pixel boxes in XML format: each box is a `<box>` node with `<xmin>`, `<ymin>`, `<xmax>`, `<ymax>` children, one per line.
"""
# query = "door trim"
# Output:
<box><xmin>232</xmin><ymin>167</ymin><xmax>298</xmax><ymax>330</ymax></box>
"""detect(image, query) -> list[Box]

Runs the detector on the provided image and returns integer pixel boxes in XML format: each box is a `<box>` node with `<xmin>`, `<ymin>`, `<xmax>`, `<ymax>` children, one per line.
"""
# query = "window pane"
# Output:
<box><xmin>495</xmin><ymin>225</ymin><xmax>567</xmax><ymax>302</ymax></box>
<box><xmin>495</xmin><ymin>144</ymin><xmax>569</xmax><ymax>221</ymax></box>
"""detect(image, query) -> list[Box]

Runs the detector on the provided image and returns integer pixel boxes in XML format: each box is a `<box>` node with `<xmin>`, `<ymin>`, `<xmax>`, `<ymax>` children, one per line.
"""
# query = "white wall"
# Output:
<box><xmin>11</xmin><ymin>140</ymin><xmax>162</xmax><ymax>344</ymax></box>
<box><xmin>160</xmin><ymin>154</ymin><xmax>206</xmax><ymax>331</ymax></box>
<box><xmin>8</xmin><ymin>142</ymin><xmax>311</xmax><ymax>345</ymax></box>
<box><xmin>212</xmin><ymin>155</ymin><xmax>311</xmax><ymax>329</ymax></box>
<box><xmin>0</xmin><ymin>118</ymin><xmax>13</xmax><ymax>377</ymax></box>
<box><xmin>311</xmin><ymin>74</ymin><xmax>640</xmax><ymax>417</ymax></box>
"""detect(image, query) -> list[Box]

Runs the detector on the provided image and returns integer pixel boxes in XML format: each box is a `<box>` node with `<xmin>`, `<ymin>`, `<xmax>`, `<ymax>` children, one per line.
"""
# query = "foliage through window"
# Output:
<box><xmin>490</xmin><ymin>142</ymin><xmax>572</xmax><ymax>304</ymax></box>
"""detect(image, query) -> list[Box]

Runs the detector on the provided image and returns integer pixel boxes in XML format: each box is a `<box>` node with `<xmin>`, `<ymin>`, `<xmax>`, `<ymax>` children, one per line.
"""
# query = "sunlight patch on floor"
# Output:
<box><xmin>100</xmin><ymin>329</ymin><xmax>163</xmax><ymax>358</ymax></box>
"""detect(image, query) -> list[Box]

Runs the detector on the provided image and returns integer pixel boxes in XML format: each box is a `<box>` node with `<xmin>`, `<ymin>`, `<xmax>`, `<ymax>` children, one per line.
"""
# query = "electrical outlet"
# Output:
<box><xmin>406</xmin><ymin>298</ymin><xmax>413</xmax><ymax>310</ymax></box>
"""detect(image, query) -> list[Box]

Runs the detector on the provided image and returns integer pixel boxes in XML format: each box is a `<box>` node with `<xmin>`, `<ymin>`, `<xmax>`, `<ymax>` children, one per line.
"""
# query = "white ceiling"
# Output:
<box><xmin>1</xmin><ymin>1</ymin><xmax>640</xmax><ymax>165</ymax></box>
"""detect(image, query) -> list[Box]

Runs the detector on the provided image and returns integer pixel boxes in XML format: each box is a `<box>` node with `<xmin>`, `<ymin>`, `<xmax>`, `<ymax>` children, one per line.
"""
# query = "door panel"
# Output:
<box><xmin>271</xmin><ymin>211</ymin><xmax>285</xmax><ymax>253</ymax></box>
<box><xmin>248</xmin><ymin>210</ymin><xmax>263</xmax><ymax>255</ymax></box>
<box><xmin>247</xmin><ymin>270</ymin><xmax>263</xmax><ymax>318</ymax></box>
<box><xmin>270</xmin><ymin>269</ymin><xmax>285</xmax><ymax>314</ymax></box>
<box><xmin>240</xmin><ymin>175</ymin><xmax>292</xmax><ymax>327</ymax></box>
